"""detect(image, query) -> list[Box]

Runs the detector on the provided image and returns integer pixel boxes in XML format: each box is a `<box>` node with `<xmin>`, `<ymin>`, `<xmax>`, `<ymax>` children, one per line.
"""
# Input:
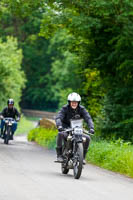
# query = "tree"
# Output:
<box><xmin>0</xmin><ymin>36</ymin><xmax>26</xmax><ymax>110</ymax></box>
<box><xmin>0</xmin><ymin>1</ymin><xmax>57</xmax><ymax>111</ymax></box>
<box><xmin>40</xmin><ymin>0</ymin><xmax>133</xmax><ymax>141</ymax></box>
<box><xmin>46</xmin><ymin>29</ymin><xmax>81</xmax><ymax>108</ymax></box>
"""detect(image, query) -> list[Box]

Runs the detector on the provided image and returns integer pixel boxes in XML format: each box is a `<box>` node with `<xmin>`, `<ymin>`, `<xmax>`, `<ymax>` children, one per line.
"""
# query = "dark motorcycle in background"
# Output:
<box><xmin>57</xmin><ymin>119</ymin><xmax>92</xmax><ymax>179</ymax></box>
<box><xmin>1</xmin><ymin>118</ymin><xmax>16</xmax><ymax>144</ymax></box>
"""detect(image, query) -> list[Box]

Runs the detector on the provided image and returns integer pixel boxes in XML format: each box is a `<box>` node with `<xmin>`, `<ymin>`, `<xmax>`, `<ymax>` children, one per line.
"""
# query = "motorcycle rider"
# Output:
<box><xmin>0</xmin><ymin>99</ymin><xmax>20</xmax><ymax>139</ymax></box>
<box><xmin>55</xmin><ymin>92</ymin><xmax>94</xmax><ymax>164</ymax></box>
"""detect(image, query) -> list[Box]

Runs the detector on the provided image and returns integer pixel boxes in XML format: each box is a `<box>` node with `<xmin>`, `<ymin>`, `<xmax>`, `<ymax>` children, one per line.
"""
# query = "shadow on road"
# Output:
<box><xmin>35</xmin><ymin>169</ymin><xmax>95</xmax><ymax>182</ymax></box>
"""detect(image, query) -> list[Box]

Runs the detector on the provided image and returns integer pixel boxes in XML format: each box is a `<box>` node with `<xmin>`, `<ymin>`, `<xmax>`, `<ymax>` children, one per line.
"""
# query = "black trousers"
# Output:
<box><xmin>56</xmin><ymin>131</ymin><xmax>91</xmax><ymax>151</ymax></box>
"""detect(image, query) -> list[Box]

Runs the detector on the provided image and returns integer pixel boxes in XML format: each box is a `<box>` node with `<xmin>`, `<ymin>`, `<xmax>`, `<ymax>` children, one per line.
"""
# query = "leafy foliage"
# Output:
<box><xmin>0</xmin><ymin>36</ymin><xmax>25</xmax><ymax>110</ymax></box>
<box><xmin>47</xmin><ymin>29</ymin><xmax>82</xmax><ymax>108</ymax></box>
<box><xmin>88</xmin><ymin>138</ymin><xmax>133</xmax><ymax>178</ymax></box>
<box><xmin>0</xmin><ymin>1</ymin><xmax>57</xmax><ymax>111</ymax></box>
<box><xmin>28</xmin><ymin>127</ymin><xmax>57</xmax><ymax>149</ymax></box>
<box><xmin>40</xmin><ymin>0</ymin><xmax>133</xmax><ymax>141</ymax></box>
<box><xmin>1</xmin><ymin>0</ymin><xmax>133</xmax><ymax>141</ymax></box>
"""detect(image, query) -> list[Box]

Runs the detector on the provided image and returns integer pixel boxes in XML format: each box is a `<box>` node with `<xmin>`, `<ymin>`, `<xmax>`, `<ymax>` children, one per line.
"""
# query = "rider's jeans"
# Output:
<box><xmin>1</xmin><ymin>120</ymin><xmax>17</xmax><ymax>133</ymax></box>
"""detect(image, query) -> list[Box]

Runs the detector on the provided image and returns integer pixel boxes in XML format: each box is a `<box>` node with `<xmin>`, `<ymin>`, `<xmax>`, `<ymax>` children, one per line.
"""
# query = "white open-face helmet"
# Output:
<box><xmin>67</xmin><ymin>92</ymin><xmax>81</xmax><ymax>103</ymax></box>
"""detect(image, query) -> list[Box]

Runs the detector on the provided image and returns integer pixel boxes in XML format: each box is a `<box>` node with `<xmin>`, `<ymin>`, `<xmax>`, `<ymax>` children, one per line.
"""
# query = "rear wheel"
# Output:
<box><xmin>73</xmin><ymin>143</ymin><xmax>83</xmax><ymax>179</ymax></box>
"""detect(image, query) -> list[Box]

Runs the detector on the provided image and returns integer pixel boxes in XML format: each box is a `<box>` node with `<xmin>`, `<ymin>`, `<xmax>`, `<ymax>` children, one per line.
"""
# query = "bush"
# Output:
<box><xmin>28</xmin><ymin>127</ymin><xmax>57</xmax><ymax>149</ymax></box>
<box><xmin>87</xmin><ymin>138</ymin><xmax>133</xmax><ymax>177</ymax></box>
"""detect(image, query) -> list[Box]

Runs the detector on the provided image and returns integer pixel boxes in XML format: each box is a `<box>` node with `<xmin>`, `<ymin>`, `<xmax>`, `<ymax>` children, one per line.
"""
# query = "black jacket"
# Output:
<box><xmin>1</xmin><ymin>107</ymin><xmax>20</xmax><ymax>119</ymax></box>
<box><xmin>55</xmin><ymin>104</ymin><xmax>94</xmax><ymax>130</ymax></box>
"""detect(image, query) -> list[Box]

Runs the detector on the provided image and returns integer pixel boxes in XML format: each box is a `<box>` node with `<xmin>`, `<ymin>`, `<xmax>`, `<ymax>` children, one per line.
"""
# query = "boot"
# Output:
<box><xmin>83</xmin><ymin>149</ymin><xmax>88</xmax><ymax>165</ymax></box>
<box><xmin>56</xmin><ymin>147</ymin><xmax>64</xmax><ymax>163</ymax></box>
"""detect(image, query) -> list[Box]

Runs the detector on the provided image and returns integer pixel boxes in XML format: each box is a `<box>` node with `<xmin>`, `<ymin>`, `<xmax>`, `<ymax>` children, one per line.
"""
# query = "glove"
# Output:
<box><xmin>89</xmin><ymin>129</ymin><xmax>94</xmax><ymax>134</ymax></box>
<box><xmin>58</xmin><ymin>126</ymin><xmax>63</xmax><ymax>132</ymax></box>
<box><xmin>0</xmin><ymin>115</ymin><xmax>4</xmax><ymax>120</ymax></box>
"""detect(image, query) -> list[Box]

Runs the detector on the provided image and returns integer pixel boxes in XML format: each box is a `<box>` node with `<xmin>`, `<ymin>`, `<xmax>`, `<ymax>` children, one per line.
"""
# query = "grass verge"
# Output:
<box><xmin>28</xmin><ymin>127</ymin><xmax>133</xmax><ymax>178</ymax></box>
<box><xmin>87</xmin><ymin>139</ymin><xmax>133</xmax><ymax>178</ymax></box>
<box><xmin>15</xmin><ymin>115</ymin><xmax>36</xmax><ymax>135</ymax></box>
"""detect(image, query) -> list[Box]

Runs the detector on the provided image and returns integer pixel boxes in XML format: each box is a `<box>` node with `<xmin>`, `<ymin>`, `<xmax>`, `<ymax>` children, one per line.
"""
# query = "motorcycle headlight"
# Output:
<box><xmin>74</xmin><ymin>128</ymin><xmax>83</xmax><ymax>135</ymax></box>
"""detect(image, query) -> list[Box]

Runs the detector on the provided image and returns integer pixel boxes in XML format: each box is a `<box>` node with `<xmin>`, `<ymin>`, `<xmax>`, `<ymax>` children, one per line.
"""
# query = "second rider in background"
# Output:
<box><xmin>0</xmin><ymin>99</ymin><xmax>20</xmax><ymax>139</ymax></box>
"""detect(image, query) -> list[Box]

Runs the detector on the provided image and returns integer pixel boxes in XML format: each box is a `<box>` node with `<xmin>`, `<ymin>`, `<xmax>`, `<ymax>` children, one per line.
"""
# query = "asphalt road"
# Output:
<box><xmin>0</xmin><ymin>135</ymin><xmax>133</xmax><ymax>200</ymax></box>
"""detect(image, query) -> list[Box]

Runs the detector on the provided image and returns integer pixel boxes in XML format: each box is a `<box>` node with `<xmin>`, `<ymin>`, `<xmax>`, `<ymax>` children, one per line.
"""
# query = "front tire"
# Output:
<box><xmin>73</xmin><ymin>143</ymin><xmax>83</xmax><ymax>179</ymax></box>
<box><xmin>4</xmin><ymin>127</ymin><xmax>11</xmax><ymax>145</ymax></box>
<box><xmin>4</xmin><ymin>137</ymin><xmax>9</xmax><ymax>144</ymax></box>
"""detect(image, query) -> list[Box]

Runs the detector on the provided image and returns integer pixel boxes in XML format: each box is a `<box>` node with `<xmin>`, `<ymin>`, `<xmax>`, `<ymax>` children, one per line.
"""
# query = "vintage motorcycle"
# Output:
<box><xmin>58</xmin><ymin>119</ymin><xmax>91</xmax><ymax>179</ymax></box>
<box><xmin>1</xmin><ymin>118</ymin><xmax>16</xmax><ymax>144</ymax></box>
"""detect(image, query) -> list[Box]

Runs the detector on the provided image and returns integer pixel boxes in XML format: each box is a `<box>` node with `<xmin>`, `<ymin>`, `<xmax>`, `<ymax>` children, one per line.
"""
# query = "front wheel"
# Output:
<box><xmin>4</xmin><ymin>127</ymin><xmax>11</xmax><ymax>145</ymax></box>
<box><xmin>4</xmin><ymin>137</ymin><xmax>9</xmax><ymax>144</ymax></box>
<box><xmin>73</xmin><ymin>143</ymin><xmax>83</xmax><ymax>179</ymax></box>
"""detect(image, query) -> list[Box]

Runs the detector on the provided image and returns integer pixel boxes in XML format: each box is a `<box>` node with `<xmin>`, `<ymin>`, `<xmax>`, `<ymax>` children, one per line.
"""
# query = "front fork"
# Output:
<box><xmin>72</xmin><ymin>135</ymin><xmax>83</xmax><ymax>155</ymax></box>
<box><xmin>72</xmin><ymin>140</ymin><xmax>83</xmax><ymax>162</ymax></box>
<box><xmin>4</xmin><ymin>125</ymin><xmax>11</xmax><ymax>136</ymax></box>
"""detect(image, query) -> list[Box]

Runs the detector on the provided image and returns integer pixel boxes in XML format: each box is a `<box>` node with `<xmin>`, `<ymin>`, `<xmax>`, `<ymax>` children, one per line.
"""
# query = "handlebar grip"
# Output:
<box><xmin>83</xmin><ymin>129</ymin><xmax>88</xmax><ymax>134</ymax></box>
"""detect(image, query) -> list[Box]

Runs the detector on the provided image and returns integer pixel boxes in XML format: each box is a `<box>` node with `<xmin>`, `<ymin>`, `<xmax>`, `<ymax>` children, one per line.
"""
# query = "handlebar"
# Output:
<box><xmin>3</xmin><ymin>118</ymin><xmax>16</xmax><ymax>122</ymax></box>
<box><xmin>59</xmin><ymin>128</ymin><xmax>94</xmax><ymax>136</ymax></box>
<box><xmin>60</xmin><ymin>128</ymin><xmax>73</xmax><ymax>134</ymax></box>
<box><xmin>83</xmin><ymin>129</ymin><xmax>94</xmax><ymax>136</ymax></box>
<box><xmin>0</xmin><ymin>115</ymin><xmax>4</xmax><ymax>120</ymax></box>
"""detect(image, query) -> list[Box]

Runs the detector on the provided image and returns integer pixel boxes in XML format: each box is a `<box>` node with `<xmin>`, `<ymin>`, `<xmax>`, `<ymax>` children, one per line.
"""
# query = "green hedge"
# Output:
<box><xmin>87</xmin><ymin>139</ymin><xmax>133</xmax><ymax>177</ymax></box>
<box><xmin>28</xmin><ymin>128</ymin><xmax>133</xmax><ymax>178</ymax></box>
<box><xmin>28</xmin><ymin>128</ymin><xmax>57</xmax><ymax>149</ymax></box>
